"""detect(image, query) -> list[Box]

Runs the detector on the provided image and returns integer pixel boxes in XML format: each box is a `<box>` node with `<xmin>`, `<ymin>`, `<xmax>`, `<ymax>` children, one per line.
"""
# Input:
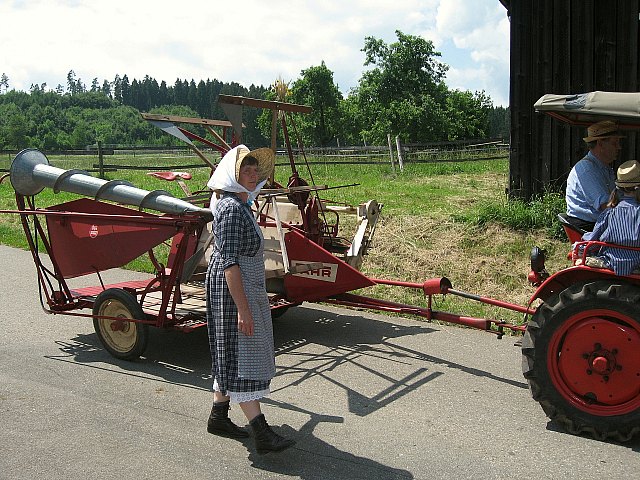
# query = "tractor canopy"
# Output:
<box><xmin>534</xmin><ymin>91</ymin><xmax>640</xmax><ymax>128</ymax></box>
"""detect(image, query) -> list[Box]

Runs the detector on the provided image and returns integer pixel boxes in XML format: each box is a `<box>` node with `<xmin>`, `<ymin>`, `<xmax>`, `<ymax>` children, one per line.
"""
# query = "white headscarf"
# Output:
<box><xmin>207</xmin><ymin>145</ymin><xmax>268</xmax><ymax>212</ymax></box>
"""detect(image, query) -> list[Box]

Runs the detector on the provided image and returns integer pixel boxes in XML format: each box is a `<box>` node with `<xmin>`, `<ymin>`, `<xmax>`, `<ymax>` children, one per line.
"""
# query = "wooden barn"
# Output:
<box><xmin>499</xmin><ymin>0</ymin><xmax>640</xmax><ymax>199</ymax></box>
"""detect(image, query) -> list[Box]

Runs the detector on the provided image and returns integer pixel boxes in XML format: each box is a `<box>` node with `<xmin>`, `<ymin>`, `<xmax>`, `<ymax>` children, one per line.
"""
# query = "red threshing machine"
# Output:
<box><xmin>1</xmin><ymin>93</ymin><xmax>639</xmax><ymax>442</ymax></box>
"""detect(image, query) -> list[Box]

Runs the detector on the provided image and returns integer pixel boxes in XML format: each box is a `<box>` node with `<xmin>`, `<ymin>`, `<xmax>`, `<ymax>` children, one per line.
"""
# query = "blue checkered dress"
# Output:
<box><xmin>206</xmin><ymin>193</ymin><xmax>275</xmax><ymax>401</ymax></box>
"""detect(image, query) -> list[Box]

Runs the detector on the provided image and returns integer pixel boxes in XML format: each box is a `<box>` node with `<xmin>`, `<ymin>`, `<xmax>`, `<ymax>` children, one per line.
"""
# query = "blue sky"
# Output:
<box><xmin>0</xmin><ymin>0</ymin><xmax>510</xmax><ymax>106</ymax></box>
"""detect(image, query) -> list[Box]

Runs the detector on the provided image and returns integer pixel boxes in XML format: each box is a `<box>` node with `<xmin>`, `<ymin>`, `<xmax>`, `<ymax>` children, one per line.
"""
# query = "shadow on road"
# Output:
<box><xmin>40</xmin><ymin>304</ymin><xmax>640</xmax><ymax>458</ymax></box>
<box><xmin>243</xmin><ymin>404</ymin><xmax>414</xmax><ymax>479</ymax></box>
<box><xmin>46</xmin><ymin>305</ymin><xmax>528</xmax><ymax>406</ymax></box>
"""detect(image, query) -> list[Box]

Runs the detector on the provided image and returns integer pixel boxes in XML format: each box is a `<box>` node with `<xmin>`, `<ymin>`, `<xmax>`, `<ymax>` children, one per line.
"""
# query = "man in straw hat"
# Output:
<box><xmin>565</xmin><ymin>120</ymin><xmax>624</xmax><ymax>231</ymax></box>
<box><xmin>580</xmin><ymin>159</ymin><xmax>640</xmax><ymax>275</ymax></box>
<box><xmin>205</xmin><ymin>145</ymin><xmax>295</xmax><ymax>454</ymax></box>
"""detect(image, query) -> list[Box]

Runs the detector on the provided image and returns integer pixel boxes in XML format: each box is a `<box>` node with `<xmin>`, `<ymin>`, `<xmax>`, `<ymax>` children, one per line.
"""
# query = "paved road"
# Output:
<box><xmin>0</xmin><ymin>244</ymin><xmax>638</xmax><ymax>479</ymax></box>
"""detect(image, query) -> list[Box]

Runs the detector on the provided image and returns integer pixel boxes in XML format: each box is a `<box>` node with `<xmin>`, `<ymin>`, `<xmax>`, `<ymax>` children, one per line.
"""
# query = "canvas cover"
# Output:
<box><xmin>534</xmin><ymin>91</ymin><xmax>640</xmax><ymax>127</ymax></box>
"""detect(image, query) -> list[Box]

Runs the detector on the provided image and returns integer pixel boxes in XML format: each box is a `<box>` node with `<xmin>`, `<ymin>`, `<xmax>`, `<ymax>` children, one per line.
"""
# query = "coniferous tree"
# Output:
<box><xmin>0</xmin><ymin>73</ymin><xmax>9</xmax><ymax>93</ymax></box>
<box><xmin>159</xmin><ymin>80</ymin><xmax>169</xmax><ymax>106</ymax></box>
<box><xmin>173</xmin><ymin>78</ymin><xmax>187</xmax><ymax>105</ymax></box>
<box><xmin>113</xmin><ymin>74</ymin><xmax>122</xmax><ymax>103</ymax></box>
<box><xmin>66</xmin><ymin>70</ymin><xmax>77</xmax><ymax>95</ymax></box>
<box><xmin>187</xmin><ymin>80</ymin><xmax>197</xmax><ymax>112</ymax></box>
<box><xmin>121</xmin><ymin>74</ymin><xmax>131</xmax><ymax>105</ymax></box>
<box><xmin>130</xmin><ymin>79</ymin><xmax>141</xmax><ymax>110</ymax></box>
<box><xmin>75</xmin><ymin>78</ymin><xmax>86</xmax><ymax>94</ymax></box>
<box><xmin>102</xmin><ymin>79</ymin><xmax>111</xmax><ymax>98</ymax></box>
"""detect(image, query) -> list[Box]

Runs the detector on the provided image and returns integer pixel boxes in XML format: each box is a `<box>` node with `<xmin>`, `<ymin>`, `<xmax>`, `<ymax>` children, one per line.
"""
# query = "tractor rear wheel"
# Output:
<box><xmin>93</xmin><ymin>288</ymin><xmax>149</xmax><ymax>361</ymax></box>
<box><xmin>522</xmin><ymin>280</ymin><xmax>640</xmax><ymax>442</ymax></box>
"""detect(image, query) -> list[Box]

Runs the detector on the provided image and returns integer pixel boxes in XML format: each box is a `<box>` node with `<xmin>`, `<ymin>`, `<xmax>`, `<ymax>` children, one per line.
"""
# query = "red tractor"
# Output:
<box><xmin>520</xmin><ymin>91</ymin><xmax>640</xmax><ymax>442</ymax></box>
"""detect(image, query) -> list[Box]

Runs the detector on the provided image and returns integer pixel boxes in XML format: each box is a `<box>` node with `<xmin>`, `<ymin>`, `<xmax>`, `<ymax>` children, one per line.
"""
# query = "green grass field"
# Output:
<box><xmin>0</xmin><ymin>150</ymin><xmax>569</xmax><ymax>330</ymax></box>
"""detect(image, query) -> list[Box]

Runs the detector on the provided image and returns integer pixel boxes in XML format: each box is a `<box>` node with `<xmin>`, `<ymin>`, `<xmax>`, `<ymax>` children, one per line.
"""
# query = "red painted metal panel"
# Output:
<box><xmin>46</xmin><ymin>198</ymin><xmax>179</xmax><ymax>278</ymax></box>
<box><xmin>70</xmin><ymin>278</ymin><xmax>156</xmax><ymax>298</ymax></box>
<box><xmin>283</xmin><ymin>229</ymin><xmax>375</xmax><ymax>302</ymax></box>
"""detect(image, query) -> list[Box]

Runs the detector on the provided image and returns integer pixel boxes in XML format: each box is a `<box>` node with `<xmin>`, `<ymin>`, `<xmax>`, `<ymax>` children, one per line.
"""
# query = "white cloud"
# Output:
<box><xmin>0</xmin><ymin>0</ymin><xmax>509</xmax><ymax>105</ymax></box>
<box><xmin>431</xmin><ymin>0</ymin><xmax>510</xmax><ymax>105</ymax></box>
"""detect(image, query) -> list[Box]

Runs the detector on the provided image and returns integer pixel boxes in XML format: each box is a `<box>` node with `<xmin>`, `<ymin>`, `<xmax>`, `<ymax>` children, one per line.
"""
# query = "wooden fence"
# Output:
<box><xmin>0</xmin><ymin>138</ymin><xmax>508</xmax><ymax>175</ymax></box>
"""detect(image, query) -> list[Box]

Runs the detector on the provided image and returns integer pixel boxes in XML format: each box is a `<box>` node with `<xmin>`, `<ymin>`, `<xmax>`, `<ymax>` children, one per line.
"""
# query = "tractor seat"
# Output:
<box><xmin>557</xmin><ymin>213</ymin><xmax>587</xmax><ymax>243</ymax></box>
<box><xmin>147</xmin><ymin>171</ymin><xmax>193</xmax><ymax>182</ymax></box>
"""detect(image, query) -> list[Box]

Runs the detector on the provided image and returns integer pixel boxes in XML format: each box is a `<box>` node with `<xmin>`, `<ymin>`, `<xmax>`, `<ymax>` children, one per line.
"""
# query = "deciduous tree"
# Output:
<box><xmin>289</xmin><ymin>61</ymin><xmax>342</xmax><ymax>146</ymax></box>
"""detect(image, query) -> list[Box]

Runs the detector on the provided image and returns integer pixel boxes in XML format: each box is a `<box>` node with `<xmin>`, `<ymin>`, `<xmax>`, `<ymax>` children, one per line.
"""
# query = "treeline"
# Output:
<box><xmin>0</xmin><ymin>84</ymin><xmax>269</xmax><ymax>150</ymax></box>
<box><xmin>0</xmin><ymin>31</ymin><xmax>510</xmax><ymax>151</ymax></box>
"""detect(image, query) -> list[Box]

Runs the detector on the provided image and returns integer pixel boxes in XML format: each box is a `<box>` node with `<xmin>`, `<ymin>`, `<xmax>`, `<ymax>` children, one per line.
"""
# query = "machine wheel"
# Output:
<box><xmin>522</xmin><ymin>281</ymin><xmax>640</xmax><ymax>441</ymax></box>
<box><xmin>92</xmin><ymin>288</ymin><xmax>149</xmax><ymax>360</ymax></box>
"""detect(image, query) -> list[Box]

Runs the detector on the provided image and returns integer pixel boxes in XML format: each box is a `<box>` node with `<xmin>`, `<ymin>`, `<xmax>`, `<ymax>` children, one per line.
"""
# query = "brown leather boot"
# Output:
<box><xmin>249</xmin><ymin>414</ymin><xmax>295</xmax><ymax>454</ymax></box>
<box><xmin>207</xmin><ymin>401</ymin><xmax>249</xmax><ymax>438</ymax></box>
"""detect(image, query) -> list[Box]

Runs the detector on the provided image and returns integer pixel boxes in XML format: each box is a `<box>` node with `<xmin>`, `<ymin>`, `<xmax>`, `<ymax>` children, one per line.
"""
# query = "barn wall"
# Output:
<box><xmin>507</xmin><ymin>0</ymin><xmax>640</xmax><ymax>199</ymax></box>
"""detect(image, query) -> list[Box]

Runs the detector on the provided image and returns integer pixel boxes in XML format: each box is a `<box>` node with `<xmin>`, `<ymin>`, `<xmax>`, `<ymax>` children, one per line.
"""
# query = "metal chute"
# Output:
<box><xmin>9</xmin><ymin>149</ymin><xmax>211</xmax><ymax>219</ymax></box>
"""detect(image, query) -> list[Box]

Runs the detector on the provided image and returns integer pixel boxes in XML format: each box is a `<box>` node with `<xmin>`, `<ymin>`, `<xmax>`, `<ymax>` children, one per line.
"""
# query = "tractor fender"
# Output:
<box><xmin>530</xmin><ymin>265</ymin><xmax>640</xmax><ymax>304</ymax></box>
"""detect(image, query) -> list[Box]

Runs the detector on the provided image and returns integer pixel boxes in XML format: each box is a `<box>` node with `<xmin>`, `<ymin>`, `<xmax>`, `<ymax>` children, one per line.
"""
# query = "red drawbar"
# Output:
<box><xmin>46</xmin><ymin>198</ymin><xmax>178</xmax><ymax>278</ymax></box>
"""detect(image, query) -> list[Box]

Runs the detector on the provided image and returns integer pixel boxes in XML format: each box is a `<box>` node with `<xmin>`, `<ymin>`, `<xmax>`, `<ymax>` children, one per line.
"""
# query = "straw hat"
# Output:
<box><xmin>616</xmin><ymin>160</ymin><xmax>640</xmax><ymax>188</ymax></box>
<box><xmin>234</xmin><ymin>146</ymin><xmax>275</xmax><ymax>183</ymax></box>
<box><xmin>583</xmin><ymin>120</ymin><xmax>624</xmax><ymax>143</ymax></box>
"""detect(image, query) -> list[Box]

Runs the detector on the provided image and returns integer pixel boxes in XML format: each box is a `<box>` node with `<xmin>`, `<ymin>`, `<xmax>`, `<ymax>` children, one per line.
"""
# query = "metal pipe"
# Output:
<box><xmin>445</xmin><ymin>288</ymin><xmax>536</xmax><ymax>315</ymax></box>
<box><xmin>372</xmin><ymin>276</ymin><xmax>535</xmax><ymax>316</ymax></box>
<box><xmin>10</xmin><ymin>149</ymin><xmax>212</xmax><ymax>219</ymax></box>
<box><xmin>326</xmin><ymin>292</ymin><xmax>527</xmax><ymax>333</ymax></box>
<box><xmin>373</xmin><ymin>277</ymin><xmax>452</xmax><ymax>295</ymax></box>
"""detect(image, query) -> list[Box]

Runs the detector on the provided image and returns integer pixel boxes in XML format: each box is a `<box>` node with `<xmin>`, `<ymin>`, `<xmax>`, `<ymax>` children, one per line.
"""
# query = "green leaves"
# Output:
<box><xmin>289</xmin><ymin>62</ymin><xmax>343</xmax><ymax>147</ymax></box>
<box><xmin>350</xmin><ymin>31</ymin><xmax>491</xmax><ymax>144</ymax></box>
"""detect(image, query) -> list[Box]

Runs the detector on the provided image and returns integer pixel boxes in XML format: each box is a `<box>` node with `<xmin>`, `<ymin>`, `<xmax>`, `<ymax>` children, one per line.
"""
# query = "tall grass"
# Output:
<box><xmin>455</xmin><ymin>190</ymin><xmax>567</xmax><ymax>238</ymax></box>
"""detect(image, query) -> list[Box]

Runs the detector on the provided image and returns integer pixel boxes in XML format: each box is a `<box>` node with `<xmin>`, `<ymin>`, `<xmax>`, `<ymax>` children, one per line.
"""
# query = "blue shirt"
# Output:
<box><xmin>582</xmin><ymin>196</ymin><xmax>640</xmax><ymax>275</ymax></box>
<box><xmin>566</xmin><ymin>151</ymin><xmax>616</xmax><ymax>223</ymax></box>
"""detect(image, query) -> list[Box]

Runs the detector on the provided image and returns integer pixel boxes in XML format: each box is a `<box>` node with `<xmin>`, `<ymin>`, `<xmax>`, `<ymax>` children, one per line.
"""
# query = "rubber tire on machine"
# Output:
<box><xmin>92</xmin><ymin>288</ymin><xmax>149</xmax><ymax>361</ymax></box>
<box><xmin>522</xmin><ymin>280</ymin><xmax>640</xmax><ymax>442</ymax></box>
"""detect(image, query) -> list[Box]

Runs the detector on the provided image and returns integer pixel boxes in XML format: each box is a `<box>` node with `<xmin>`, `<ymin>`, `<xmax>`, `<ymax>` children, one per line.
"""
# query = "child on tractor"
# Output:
<box><xmin>580</xmin><ymin>159</ymin><xmax>640</xmax><ymax>275</ymax></box>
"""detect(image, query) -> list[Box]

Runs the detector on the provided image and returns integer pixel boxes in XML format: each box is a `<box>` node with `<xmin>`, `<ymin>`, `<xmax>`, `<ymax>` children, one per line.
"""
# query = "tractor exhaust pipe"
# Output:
<box><xmin>10</xmin><ymin>149</ymin><xmax>212</xmax><ymax>219</ymax></box>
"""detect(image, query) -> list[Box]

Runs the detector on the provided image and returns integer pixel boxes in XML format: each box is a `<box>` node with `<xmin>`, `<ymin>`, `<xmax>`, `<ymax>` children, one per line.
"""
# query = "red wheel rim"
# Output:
<box><xmin>548</xmin><ymin>309</ymin><xmax>640</xmax><ymax>415</ymax></box>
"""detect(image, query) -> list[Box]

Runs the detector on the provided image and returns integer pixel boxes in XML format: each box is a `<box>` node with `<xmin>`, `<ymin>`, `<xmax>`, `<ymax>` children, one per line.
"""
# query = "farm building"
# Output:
<box><xmin>499</xmin><ymin>0</ymin><xmax>640</xmax><ymax>199</ymax></box>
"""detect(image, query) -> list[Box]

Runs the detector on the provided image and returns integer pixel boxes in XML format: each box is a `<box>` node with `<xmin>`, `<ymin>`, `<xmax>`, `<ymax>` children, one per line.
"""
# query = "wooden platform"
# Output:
<box><xmin>70</xmin><ymin>278</ymin><xmax>297</xmax><ymax>331</ymax></box>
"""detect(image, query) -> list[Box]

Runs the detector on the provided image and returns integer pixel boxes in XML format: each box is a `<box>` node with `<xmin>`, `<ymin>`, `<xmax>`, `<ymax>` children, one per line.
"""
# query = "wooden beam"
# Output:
<box><xmin>205</xmin><ymin>126</ymin><xmax>230</xmax><ymax>150</ymax></box>
<box><xmin>141</xmin><ymin>112</ymin><xmax>235</xmax><ymax>128</ymax></box>
<box><xmin>217</xmin><ymin>95</ymin><xmax>312</xmax><ymax>114</ymax></box>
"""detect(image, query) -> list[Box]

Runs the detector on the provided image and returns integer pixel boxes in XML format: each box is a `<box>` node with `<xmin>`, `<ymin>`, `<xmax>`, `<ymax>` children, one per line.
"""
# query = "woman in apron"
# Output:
<box><xmin>205</xmin><ymin>145</ymin><xmax>295</xmax><ymax>454</ymax></box>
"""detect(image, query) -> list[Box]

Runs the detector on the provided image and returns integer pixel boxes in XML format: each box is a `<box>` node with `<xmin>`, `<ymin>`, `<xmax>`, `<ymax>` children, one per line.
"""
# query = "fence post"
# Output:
<box><xmin>97</xmin><ymin>141</ymin><xmax>104</xmax><ymax>179</ymax></box>
<box><xmin>387</xmin><ymin>134</ymin><xmax>396</xmax><ymax>172</ymax></box>
<box><xmin>395</xmin><ymin>136</ymin><xmax>404</xmax><ymax>171</ymax></box>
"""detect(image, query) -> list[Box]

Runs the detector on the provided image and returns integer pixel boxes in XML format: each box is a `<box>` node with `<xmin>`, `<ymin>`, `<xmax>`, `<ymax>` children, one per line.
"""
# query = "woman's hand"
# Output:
<box><xmin>237</xmin><ymin>310</ymin><xmax>254</xmax><ymax>336</ymax></box>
